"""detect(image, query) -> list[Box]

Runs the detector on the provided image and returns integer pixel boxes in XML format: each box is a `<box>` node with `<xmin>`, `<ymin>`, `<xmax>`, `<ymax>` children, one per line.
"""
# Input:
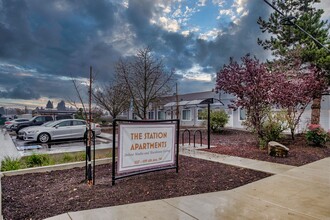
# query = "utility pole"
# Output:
<box><xmin>175</xmin><ymin>83</ymin><xmax>179</xmax><ymax>119</ymax></box>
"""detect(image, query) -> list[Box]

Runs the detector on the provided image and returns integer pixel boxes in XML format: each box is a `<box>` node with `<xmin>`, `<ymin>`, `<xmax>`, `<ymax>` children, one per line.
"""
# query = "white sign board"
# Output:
<box><xmin>118</xmin><ymin>123</ymin><xmax>176</xmax><ymax>173</ymax></box>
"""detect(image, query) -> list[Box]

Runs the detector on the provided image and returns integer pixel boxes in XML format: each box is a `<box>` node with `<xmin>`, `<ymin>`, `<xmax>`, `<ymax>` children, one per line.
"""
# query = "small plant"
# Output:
<box><xmin>104</xmin><ymin>151</ymin><xmax>113</xmax><ymax>158</ymax></box>
<box><xmin>60</xmin><ymin>153</ymin><xmax>74</xmax><ymax>163</ymax></box>
<box><xmin>259</xmin><ymin>111</ymin><xmax>288</xmax><ymax>149</ymax></box>
<box><xmin>305</xmin><ymin>124</ymin><xmax>329</xmax><ymax>146</ymax></box>
<box><xmin>1</xmin><ymin>157</ymin><xmax>21</xmax><ymax>171</ymax></box>
<box><xmin>24</xmin><ymin>153</ymin><xmax>53</xmax><ymax>168</ymax></box>
<box><xmin>73</xmin><ymin>152</ymin><xmax>86</xmax><ymax>161</ymax></box>
<box><xmin>200</xmin><ymin>109</ymin><xmax>229</xmax><ymax>133</ymax></box>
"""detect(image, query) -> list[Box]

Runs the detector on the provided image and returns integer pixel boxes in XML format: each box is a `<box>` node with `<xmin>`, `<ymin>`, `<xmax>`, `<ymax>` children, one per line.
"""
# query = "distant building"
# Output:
<box><xmin>57</xmin><ymin>100</ymin><xmax>66</xmax><ymax>111</ymax></box>
<box><xmin>128</xmin><ymin>90</ymin><xmax>236</xmax><ymax>127</ymax></box>
<box><xmin>34</xmin><ymin>100</ymin><xmax>76</xmax><ymax>119</ymax></box>
<box><xmin>33</xmin><ymin>108</ymin><xmax>77</xmax><ymax>119</ymax></box>
<box><xmin>128</xmin><ymin>90</ymin><xmax>330</xmax><ymax>132</ymax></box>
<box><xmin>46</xmin><ymin>100</ymin><xmax>54</xmax><ymax>109</ymax></box>
<box><xmin>0</xmin><ymin>107</ymin><xmax>5</xmax><ymax>115</ymax></box>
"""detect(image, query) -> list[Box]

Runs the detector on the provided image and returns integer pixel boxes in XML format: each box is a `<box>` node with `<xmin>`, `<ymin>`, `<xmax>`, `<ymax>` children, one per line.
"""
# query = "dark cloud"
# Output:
<box><xmin>178</xmin><ymin>79</ymin><xmax>214</xmax><ymax>94</ymax></box>
<box><xmin>0</xmin><ymin>83</ymin><xmax>40</xmax><ymax>99</ymax></box>
<box><xmin>0</xmin><ymin>0</ymin><xmax>118</xmax><ymax>77</ymax></box>
<box><xmin>0</xmin><ymin>0</ymin><xmax>272</xmax><ymax>104</ymax></box>
<box><xmin>195</xmin><ymin>0</ymin><xmax>271</xmax><ymax>72</ymax></box>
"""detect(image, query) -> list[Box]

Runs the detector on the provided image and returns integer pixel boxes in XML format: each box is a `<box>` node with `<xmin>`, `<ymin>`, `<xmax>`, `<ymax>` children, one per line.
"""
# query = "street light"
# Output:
<box><xmin>200</xmin><ymin>98</ymin><xmax>224</xmax><ymax>149</ymax></box>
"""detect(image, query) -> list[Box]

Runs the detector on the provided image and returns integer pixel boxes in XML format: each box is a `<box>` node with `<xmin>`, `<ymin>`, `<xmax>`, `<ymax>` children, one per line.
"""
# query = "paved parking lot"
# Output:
<box><xmin>7</xmin><ymin>131</ymin><xmax>112</xmax><ymax>156</ymax></box>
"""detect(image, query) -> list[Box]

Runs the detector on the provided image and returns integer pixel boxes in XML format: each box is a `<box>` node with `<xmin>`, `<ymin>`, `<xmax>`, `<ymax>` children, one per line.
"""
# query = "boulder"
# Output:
<box><xmin>268</xmin><ymin>141</ymin><xmax>289</xmax><ymax>157</ymax></box>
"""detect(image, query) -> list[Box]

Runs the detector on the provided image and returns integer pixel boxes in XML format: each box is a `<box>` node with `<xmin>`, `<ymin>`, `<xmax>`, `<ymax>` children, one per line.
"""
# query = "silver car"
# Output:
<box><xmin>18</xmin><ymin>119</ymin><xmax>101</xmax><ymax>143</ymax></box>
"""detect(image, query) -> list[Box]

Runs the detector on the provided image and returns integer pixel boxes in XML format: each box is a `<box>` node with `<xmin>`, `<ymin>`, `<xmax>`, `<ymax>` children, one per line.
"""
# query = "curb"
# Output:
<box><xmin>1</xmin><ymin>158</ymin><xmax>111</xmax><ymax>176</ymax></box>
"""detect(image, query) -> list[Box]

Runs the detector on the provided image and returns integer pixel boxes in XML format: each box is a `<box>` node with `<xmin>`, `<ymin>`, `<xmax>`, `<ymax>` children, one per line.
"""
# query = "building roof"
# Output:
<box><xmin>164</xmin><ymin>99</ymin><xmax>225</xmax><ymax>108</ymax></box>
<box><xmin>158</xmin><ymin>90</ymin><xmax>235</xmax><ymax>107</ymax></box>
<box><xmin>164</xmin><ymin>100</ymin><xmax>205</xmax><ymax>107</ymax></box>
<box><xmin>33</xmin><ymin>109</ymin><xmax>77</xmax><ymax>115</ymax></box>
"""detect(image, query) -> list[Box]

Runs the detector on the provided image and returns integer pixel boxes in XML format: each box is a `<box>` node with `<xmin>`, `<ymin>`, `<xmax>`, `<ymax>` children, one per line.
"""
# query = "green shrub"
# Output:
<box><xmin>104</xmin><ymin>151</ymin><xmax>112</xmax><ymax>158</ymax></box>
<box><xmin>200</xmin><ymin>109</ymin><xmax>229</xmax><ymax>133</ymax></box>
<box><xmin>24</xmin><ymin>153</ymin><xmax>53</xmax><ymax>168</ymax></box>
<box><xmin>57</xmin><ymin>152</ymin><xmax>86</xmax><ymax>164</ymax></box>
<box><xmin>60</xmin><ymin>153</ymin><xmax>74</xmax><ymax>163</ymax></box>
<box><xmin>305</xmin><ymin>124</ymin><xmax>329</xmax><ymax>146</ymax></box>
<box><xmin>259</xmin><ymin>111</ymin><xmax>288</xmax><ymax>149</ymax></box>
<box><xmin>1</xmin><ymin>157</ymin><xmax>21</xmax><ymax>171</ymax></box>
<box><xmin>74</xmin><ymin>152</ymin><xmax>86</xmax><ymax>161</ymax></box>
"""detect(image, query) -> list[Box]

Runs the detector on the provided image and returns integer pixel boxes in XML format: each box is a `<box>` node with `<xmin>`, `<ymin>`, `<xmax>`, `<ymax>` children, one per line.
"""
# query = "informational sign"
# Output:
<box><xmin>118</xmin><ymin>123</ymin><xmax>176</xmax><ymax>173</ymax></box>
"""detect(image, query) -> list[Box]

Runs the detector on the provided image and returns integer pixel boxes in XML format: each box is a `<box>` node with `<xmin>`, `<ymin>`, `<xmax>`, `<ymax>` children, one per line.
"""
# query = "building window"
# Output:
<box><xmin>182</xmin><ymin>109</ymin><xmax>191</xmax><ymax>121</ymax></box>
<box><xmin>197</xmin><ymin>109</ymin><xmax>205</xmax><ymax>120</ymax></box>
<box><xmin>148</xmin><ymin>111</ymin><xmax>154</xmax><ymax>119</ymax></box>
<box><xmin>157</xmin><ymin>111</ymin><xmax>165</xmax><ymax>120</ymax></box>
<box><xmin>239</xmin><ymin>108</ymin><xmax>246</xmax><ymax>120</ymax></box>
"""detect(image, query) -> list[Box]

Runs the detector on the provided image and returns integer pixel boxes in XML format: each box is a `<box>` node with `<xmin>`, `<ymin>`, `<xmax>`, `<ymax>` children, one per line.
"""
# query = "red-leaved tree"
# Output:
<box><xmin>216</xmin><ymin>55</ymin><xmax>275</xmax><ymax>139</ymax></box>
<box><xmin>216</xmin><ymin>54</ymin><xmax>327</xmax><ymax>141</ymax></box>
<box><xmin>271</xmin><ymin>54</ymin><xmax>327</xmax><ymax>139</ymax></box>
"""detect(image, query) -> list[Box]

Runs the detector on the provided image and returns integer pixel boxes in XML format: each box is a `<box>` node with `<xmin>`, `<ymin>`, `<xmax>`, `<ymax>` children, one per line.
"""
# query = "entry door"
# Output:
<box><xmin>226</xmin><ymin>109</ymin><xmax>234</xmax><ymax>127</ymax></box>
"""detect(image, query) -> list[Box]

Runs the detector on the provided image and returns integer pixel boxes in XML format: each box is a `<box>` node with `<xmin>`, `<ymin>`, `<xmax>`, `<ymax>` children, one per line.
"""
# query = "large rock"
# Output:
<box><xmin>268</xmin><ymin>141</ymin><xmax>289</xmax><ymax>157</ymax></box>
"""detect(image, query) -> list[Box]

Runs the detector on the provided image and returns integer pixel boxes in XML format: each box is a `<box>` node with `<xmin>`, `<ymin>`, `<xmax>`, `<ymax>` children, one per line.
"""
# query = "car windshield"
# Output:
<box><xmin>43</xmin><ymin>121</ymin><xmax>59</xmax><ymax>127</ymax></box>
<box><xmin>28</xmin><ymin>116</ymin><xmax>38</xmax><ymax>122</ymax></box>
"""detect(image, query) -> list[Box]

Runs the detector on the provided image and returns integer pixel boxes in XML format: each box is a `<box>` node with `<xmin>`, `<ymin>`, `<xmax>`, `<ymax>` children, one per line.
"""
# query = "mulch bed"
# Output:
<box><xmin>187</xmin><ymin>129</ymin><xmax>330</xmax><ymax>166</ymax></box>
<box><xmin>2</xmin><ymin>128</ymin><xmax>329</xmax><ymax>219</ymax></box>
<box><xmin>1</xmin><ymin>156</ymin><xmax>270</xmax><ymax>220</ymax></box>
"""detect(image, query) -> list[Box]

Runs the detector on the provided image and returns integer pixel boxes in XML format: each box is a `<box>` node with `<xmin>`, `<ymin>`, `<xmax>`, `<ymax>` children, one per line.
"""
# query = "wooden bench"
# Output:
<box><xmin>268</xmin><ymin>141</ymin><xmax>289</xmax><ymax>157</ymax></box>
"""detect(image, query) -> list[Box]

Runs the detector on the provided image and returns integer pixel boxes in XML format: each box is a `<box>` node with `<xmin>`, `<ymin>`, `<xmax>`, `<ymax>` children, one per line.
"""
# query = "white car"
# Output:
<box><xmin>18</xmin><ymin>119</ymin><xmax>101</xmax><ymax>143</ymax></box>
<box><xmin>5</xmin><ymin>118</ymin><xmax>30</xmax><ymax>130</ymax></box>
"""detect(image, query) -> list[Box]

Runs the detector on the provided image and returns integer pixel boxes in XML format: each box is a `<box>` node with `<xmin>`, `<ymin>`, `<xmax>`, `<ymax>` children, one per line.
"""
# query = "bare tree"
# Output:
<box><xmin>93</xmin><ymin>79</ymin><xmax>130</xmax><ymax>119</ymax></box>
<box><xmin>115</xmin><ymin>47</ymin><xmax>176</xmax><ymax>119</ymax></box>
<box><xmin>67</xmin><ymin>78</ymin><xmax>89</xmax><ymax>119</ymax></box>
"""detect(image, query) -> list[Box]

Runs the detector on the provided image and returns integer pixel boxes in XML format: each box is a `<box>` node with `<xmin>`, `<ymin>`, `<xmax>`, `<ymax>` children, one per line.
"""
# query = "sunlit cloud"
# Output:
<box><xmin>14</xmin><ymin>73</ymin><xmax>34</xmax><ymax>77</ymax></box>
<box><xmin>198</xmin><ymin>0</ymin><xmax>207</xmax><ymax>7</ymax></box>
<box><xmin>179</xmin><ymin>64</ymin><xmax>213</xmax><ymax>82</ymax></box>
<box><xmin>198</xmin><ymin>28</ymin><xmax>222</xmax><ymax>40</ymax></box>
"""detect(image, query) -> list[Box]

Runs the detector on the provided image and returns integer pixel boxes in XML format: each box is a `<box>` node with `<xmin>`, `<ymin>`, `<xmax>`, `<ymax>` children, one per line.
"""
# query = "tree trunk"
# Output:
<box><xmin>290</xmin><ymin>128</ymin><xmax>295</xmax><ymax>141</ymax></box>
<box><xmin>310</xmin><ymin>95</ymin><xmax>322</xmax><ymax>125</ymax></box>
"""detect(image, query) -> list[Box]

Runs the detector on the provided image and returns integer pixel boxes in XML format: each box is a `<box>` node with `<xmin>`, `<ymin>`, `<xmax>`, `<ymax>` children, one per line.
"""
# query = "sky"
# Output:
<box><xmin>0</xmin><ymin>0</ymin><xmax>329</xmax><ymax>109</ymax></box>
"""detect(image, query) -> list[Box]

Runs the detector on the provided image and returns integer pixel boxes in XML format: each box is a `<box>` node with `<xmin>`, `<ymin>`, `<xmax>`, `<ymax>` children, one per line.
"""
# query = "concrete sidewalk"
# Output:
<box><xmin>46</xmin><ymin>157</ymin><xmax>330</xmax><ymax>220</ymax></box>
<box><xmin>180</xmin><ymin>144</ymin><xmax>295</xmax><ymax>174</ymax></box>
<box><xmin>0</xmin><ymin>129</ymin><xmax>21</xmax><ymax>165</ymax></box>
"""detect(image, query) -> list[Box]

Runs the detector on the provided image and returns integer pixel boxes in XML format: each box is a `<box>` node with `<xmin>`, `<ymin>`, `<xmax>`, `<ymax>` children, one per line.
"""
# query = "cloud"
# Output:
<box><xmin>315</xmin><ymin>1</ymin><xmax>330</xmax><ymax>21</ymax></box>
<box><xmin>198</xmin><ymin>0</ymin><xmax>207</xmax><ymax>7</ymax></box>
<box><xmin>198</xmin><ymin>28</ymin><xmax>223</xmax><ymax>40</ymax></box>
<box><xmin>194</xmin><ymin>0</ymin><xmax>271</xmax><ymax>71</ymax></box>
<box><xmin>0</xmin><ymin>0</ymin><xmax>274</xmax><ymax>106</ymax></box>
<box><xmin>157</xmin><ymin>16</ymin><xmax>180</xmax><ymax>32</ymax></box>
<box><xmin>0</xmin><ymin>83</ymin><xmax>41</xmax><ymax>100</ymax></box>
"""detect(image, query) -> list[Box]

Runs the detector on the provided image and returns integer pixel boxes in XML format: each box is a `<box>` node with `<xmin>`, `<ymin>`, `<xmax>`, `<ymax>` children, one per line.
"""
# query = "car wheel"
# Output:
<box><xmin>38</xmin><ymin>133</ymin><xmax>51</xmax><ymax>143</ymax></box>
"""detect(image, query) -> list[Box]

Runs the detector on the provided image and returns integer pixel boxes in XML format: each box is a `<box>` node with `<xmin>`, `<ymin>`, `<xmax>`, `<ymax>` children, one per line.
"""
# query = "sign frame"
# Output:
<box><xmin>112</xmin><ymin>119</ymin><xmax>180</xmax><ymax>185</ymax></box>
